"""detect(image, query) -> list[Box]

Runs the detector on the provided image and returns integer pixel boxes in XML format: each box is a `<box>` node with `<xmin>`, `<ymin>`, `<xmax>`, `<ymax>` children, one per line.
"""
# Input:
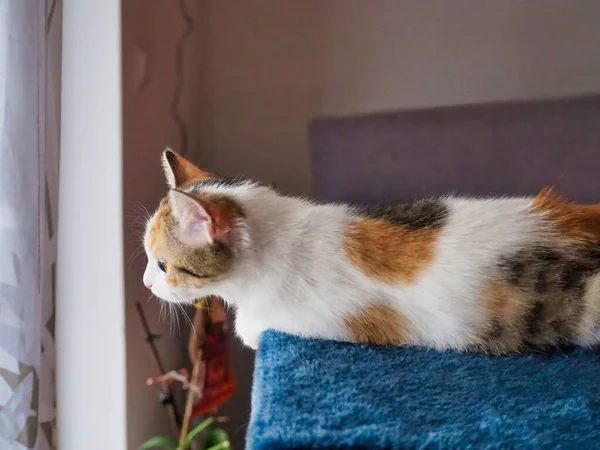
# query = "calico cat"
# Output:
<box><xmin>143</xmin><ymin>149</ymin><xmax>600</xmax><ymax>354</ymax></box>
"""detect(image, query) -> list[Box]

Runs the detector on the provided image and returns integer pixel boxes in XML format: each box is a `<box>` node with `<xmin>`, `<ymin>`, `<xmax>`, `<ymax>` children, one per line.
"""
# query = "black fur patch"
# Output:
<box><xmin>487</xmin><ymin>319</ymin><xmax>504</xmax><ymax>340</ymax></box>
<box><xmin>533</xmin><ymin>248</ymin><xmax>560</xmax><ymax>263</ymax></box>
<box><xmin>525</xmin><ymin>301</ymin><xmax>545</xmax><ymax>337</ymax></box>
<box><xmin>557</xmin><ymin>266</ymin><xmax>580</xmax><ymax>291</ymax></box>
<box><xmin>497</xmin><ymin>244</ymin><xmax>600</xmax><ymax>348</ymax></box>
<box><xmin>506</xmin><ymin>261</ymin><xmax>525</xmax><ymax>285</ymax></box>
<box><xmin>557</xmin><ymin>263</ymin><xmax>589</xmax><ymax>291</ymax></box>
<box><xmin>361</xmin><ymin>198</ymin><xmax>449</xmax><ymax>229</ymax></box>
<box><xmin>534</xmin><ymin>269</ymin><xmax>548</xmax><ymax>293</ymax></box>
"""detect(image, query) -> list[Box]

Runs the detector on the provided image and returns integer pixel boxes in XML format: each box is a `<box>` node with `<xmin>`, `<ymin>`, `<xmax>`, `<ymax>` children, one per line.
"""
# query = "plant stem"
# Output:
<box><xmin>179</xmin><ymin>358</ymin><xmax>201</xmax><ymax>447</ymax></box>
<box><xmin>136</xmin><ymin>302</ymin><xmax>182</xmax><ymax>434</ymax></box>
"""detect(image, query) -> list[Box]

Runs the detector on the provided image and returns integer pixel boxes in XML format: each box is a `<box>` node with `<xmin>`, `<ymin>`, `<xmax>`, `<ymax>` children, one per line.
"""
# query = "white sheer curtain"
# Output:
<box><xmin>0</xmin><ymin>1</ymin><xmax>60</xmax><ymax>449</ymax></box>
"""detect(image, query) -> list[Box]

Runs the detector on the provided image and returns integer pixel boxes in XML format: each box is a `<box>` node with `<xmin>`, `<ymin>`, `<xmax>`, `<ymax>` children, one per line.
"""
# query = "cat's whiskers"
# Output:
<box><xmin>126</xmin><ymin>201</ymin><xmax>153</xmax><ymax>245</ymax></box>
<box><xmin>167</xmin><ymin>301</ymin><xmax>185</xmax><ymax>338</ymax></box>
<box><xmin>129</xmin><ymin>201</ymin><xmax>152</xmax><ymax>221</ymax></box>
<box><xmin>166</xmin><ymin>302</ymin><xmax>174</xmax><ymax>336</ymax></box>
<box><xmin>128</xmin><ymin>244</ymin><xmax>146</xmax><ymax>267</ymax></box>
<box><xmin>175</xmin><ymin>303</ymin><xmax>183</xmax><ymax>337</ymax></box>
<box><xmin>174</xmin><ymin>303</ymin><xmax>179</xmax><ymax>337</ymax></box>
<box><xmin>125</xmin><ymin>214</ymin><xmax>148</xmax><ymax>229</ymax></box>
<box><xmin>176</xmin><ymin>302</ymin><xmax>196</xmax><ymax>337</ymax></box>
<box><xmin>158</xmin><ymin>299</ymin><xmax>167</xmax><ymax>323</ymax></box>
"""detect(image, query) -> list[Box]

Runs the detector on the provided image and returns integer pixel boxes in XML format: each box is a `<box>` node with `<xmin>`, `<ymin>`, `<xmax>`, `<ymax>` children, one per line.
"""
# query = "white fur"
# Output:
<box><xmin>144</xmin><ymin>184</ymin><xmax>547</xmax><ymax>350</ymax></box>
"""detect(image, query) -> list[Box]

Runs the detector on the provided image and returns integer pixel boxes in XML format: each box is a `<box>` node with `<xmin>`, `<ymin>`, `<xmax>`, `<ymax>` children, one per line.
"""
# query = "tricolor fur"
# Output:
<box><xmin>143</xmin><ymin>150</ymin><xmax>600</xmax><ymax>353</ymax></box>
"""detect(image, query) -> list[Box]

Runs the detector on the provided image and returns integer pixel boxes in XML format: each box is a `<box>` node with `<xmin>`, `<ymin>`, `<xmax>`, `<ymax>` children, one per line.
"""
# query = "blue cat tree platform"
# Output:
<box><xmin>246</xmin><ymin>331</ymin><xmax>600</xmax><ymax>449</ymax></box>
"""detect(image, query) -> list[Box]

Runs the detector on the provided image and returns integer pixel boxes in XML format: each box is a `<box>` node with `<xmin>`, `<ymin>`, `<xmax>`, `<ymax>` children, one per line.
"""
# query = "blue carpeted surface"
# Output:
<box><xmin>246</xmin><ymin>331</ymin><xmax>600</xmax><ymax>449</ymax></box>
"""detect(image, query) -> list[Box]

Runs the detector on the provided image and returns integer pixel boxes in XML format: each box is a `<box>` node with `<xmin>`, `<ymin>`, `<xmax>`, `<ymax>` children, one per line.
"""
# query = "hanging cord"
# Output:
<box><xmin>171</xmin><ymin>0</ymin><xmax>194</xmax><ymax>156</ymax></box>
<box><xmin>46</xmin><ymin>0</ymin><xmax>59</xmax><ymax>33</ymax></box>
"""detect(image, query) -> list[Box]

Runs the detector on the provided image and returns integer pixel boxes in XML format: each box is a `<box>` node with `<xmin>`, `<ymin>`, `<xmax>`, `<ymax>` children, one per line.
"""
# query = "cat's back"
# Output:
<box><xmin>438</xmin><ymin>195</ymin><xmax>542</xmax><ymax>265</ymax></box>
<box><xmin>343</xmin><ymin>195</ymin><xmax>542</xmax><ymax>283</ymax></box>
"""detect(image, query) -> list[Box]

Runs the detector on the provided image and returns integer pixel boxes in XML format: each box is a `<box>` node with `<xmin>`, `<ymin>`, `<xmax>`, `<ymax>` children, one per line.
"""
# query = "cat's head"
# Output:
<box><xmin>142</xmin><ymin>149</ymin><xmax>251</xmax><ymax>303</ymax></box>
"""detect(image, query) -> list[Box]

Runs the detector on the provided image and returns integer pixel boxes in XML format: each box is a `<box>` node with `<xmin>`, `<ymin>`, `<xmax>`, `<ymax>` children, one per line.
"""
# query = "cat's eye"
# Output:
<box><xmin>157</xmin><ymin>260</ymin><xmax>167</xmax><ymax>272</ymax></box>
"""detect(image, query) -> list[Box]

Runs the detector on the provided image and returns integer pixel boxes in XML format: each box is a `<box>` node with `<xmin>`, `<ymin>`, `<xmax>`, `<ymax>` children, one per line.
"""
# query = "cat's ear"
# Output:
<box><xmin>162</xmin><ymin>148</ymin><xmax>212</xmax><ymax>188</ymax></box>
<box><xmin>169</xmin><ymin>190</ymin><xmax>215</xmax><ymax>245</ymax></box>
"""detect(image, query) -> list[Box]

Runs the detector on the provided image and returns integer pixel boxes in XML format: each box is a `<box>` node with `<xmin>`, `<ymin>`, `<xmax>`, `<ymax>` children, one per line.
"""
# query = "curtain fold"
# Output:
<box><xmin>0</xmin><ymin>1</ymin><xmax>60</xmax><ymax>449</ymax></box>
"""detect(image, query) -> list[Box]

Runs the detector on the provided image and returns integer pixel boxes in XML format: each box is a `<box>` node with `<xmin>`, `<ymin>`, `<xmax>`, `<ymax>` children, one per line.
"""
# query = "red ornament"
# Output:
<box><xmin>189</xmin><ymin>297</ymin><xmax>236</xmax><ymax>417</ymax></box>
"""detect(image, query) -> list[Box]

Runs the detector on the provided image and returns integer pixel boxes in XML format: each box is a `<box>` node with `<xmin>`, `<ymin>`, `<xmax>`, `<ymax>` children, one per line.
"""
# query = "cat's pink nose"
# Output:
<box><xmin>144</xmin><ymin>283</ymin><xmax>152</xmax><ymax>289</ymax></box>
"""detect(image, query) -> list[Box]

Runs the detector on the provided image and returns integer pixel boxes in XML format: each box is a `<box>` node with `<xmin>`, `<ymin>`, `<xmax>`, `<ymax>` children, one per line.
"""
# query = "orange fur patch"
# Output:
<box><xmin>345</xmin><ymin>303</ymin><xmax>413</xmax><ymax>345</ymax></box>
<box><xmin>532</xmin><ymin>187</ymin><xmax>600</xmax><ymax>243</ymax></box>
<box><xmin>343</xmin><ymin>218</ymin><xmax>440</xmax><ymax>284</ymax></box>
<box><xmin>483</xmin><ymin>280</ymin><xmax>526</xmax><ymax>323</ymax></box>
<box><xmin>147</xmin><ymin>202</ymin><xmax>172</xmax><ymax>257</ymax></box>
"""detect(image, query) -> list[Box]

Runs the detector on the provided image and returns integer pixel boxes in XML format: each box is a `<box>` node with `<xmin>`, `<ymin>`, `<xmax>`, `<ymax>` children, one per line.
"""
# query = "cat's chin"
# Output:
<box><xmin>152</xmin><ymin>290</ymin><xmax>198</xmax><ymax>305</ymax></box>
<box><xmin>159</xmin><ymin>297</ymin><xmax>191</xmax><ymax>305</ymax></box>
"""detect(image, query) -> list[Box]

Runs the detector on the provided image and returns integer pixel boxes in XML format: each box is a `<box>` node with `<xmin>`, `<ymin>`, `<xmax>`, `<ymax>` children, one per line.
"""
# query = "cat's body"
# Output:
<box><xmin>143</xmin><ymin>150</ymin><xmax>600</xmax><ymax>354</ymax></box>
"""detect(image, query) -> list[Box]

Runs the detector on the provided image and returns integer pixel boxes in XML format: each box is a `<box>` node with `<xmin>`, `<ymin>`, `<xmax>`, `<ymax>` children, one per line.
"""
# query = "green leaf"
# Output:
<box><xmin>182</xmin><ymin>417</ymin><xmax>215</xmax><ymax>448</ymax></box>
<box><xmin>139</xmin><ymin>435</ymin><xmax>178</xmax><ymax>450</ymax></box>
<box><xmin>203</xmin><ymin>428</ymin><xmax>230</xmax><ymax>449</ymax></box>
<box><xmin>203</xmin><ymin>428</ymin><xmax>229</xmax><ymax>449</ymax></box>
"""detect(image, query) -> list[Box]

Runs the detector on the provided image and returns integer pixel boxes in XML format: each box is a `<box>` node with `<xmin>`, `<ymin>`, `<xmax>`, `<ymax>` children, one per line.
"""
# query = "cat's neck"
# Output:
<box><xmin>241</xmin><ymin>190</ymin><xmax>321</xmax><ymax>252</ymax></box>
<box><xmin>233</xmin><ymin>189</ymin><xmax>348</xmax><ymax>268</ymax></box>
